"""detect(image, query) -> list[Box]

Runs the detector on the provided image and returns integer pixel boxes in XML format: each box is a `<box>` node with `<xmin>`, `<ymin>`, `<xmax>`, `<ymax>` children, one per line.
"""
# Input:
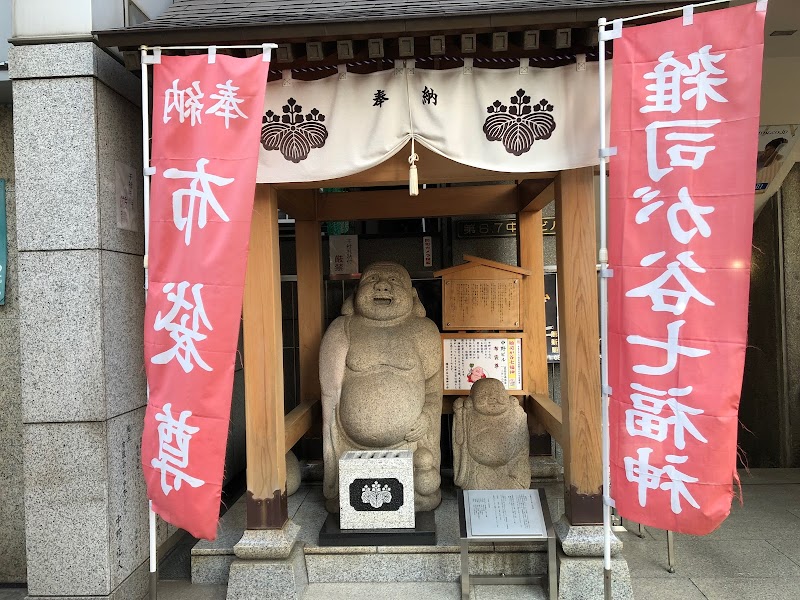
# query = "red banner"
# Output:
<box><xmin>142</xmin><ymin>54</ymin><xmax>269</xmax><ymax>540</ymax></box>
<box><xmin>608</xmin><ymin>4</ymin><xmax>766</xmax><ymax>535</ymax></box>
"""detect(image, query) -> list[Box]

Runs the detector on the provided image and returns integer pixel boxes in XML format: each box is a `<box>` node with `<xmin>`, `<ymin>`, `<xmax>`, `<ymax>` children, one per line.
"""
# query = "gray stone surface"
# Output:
<box><xmin>474</xmin><ymin>585</ymin><xmax>547</xmax><ymax>600</ymax></box>
<box><xmin>233</xmin><ymin>521</ymin><xmax>301</xmax><ymax>560</ymax></box>
<box><xmin>23</xmin><ymin>421</ymin><xmax>111</xmax><ymax>596</ymax></box>
<box><xmin>0</xmin><ymin>106</ymin><xmax>26</xmax><ymax>584</ymax></box>
<box><xmin>96</xmin><ymin>80</ymin><xmax>145</xmax><ymax>256</ymax></box>
<box><xmin>691</xmin><ymin>576</ymin><xmax>800</xmax><ymax>600</ymax></box>
<box><xmin>226</xmin><ymin>544</ymin><xmax>308</xmax><ymax>600</ymax></box>
<box><xmin>102</xmin><ymin>251</ymin><xmax>146</xmax><ymax>419</ymax></box>
<box><xmin>106</xmin><ymin>408</ymin><xmax>148</xmax><ymax>590</ymax></box>
<box><xmin>13</xmin><ymin>77</ymin><xmax>100</xmax><ymax>251</ymax></box>
<box><xmin>554</xmin><ymin>515</ymin><xmax>622</xmax><ymax>557</ymax></box>
<box><xmin>339</xmin><ymin>449</ymin><xmax>414</xmax><ymax>529</ymax></box>
<box><xmin>18</xmin><ymin>249</ymin><xmax>105</xmax><ymax>422</ymax></box>
<box><xmin>193</xmin><ymin>554</ymin><xmax>237</xmax><ymax>586</ymax></box>
<box><xmin>305</xmin><ymin>550</ymin><xmax>546</xmax><ymax>583</ymax></box>
<box><xmin>632</xmin><ymin>577</ymin><xmax>706</xmax><ymax>600</ymax></box>
<box><xmin>157</xmin><ymin>581</ymin><xmax>227</xmax><ymax>600</ymax></box>
<box><xmin>303</xmin><ymin>582</ymin><xmax>462</xmax><ymax>600</ymax></box>
<box><xmin>782</xmin><ymin>165</ymin><xmax>800</xmax><ymax>468</ymax></box>
<box><xmin>320</xmin><ymin>263</ymin><xmax>443</xmax><ymax>514</ymax></box>
<box><xmin>453</xmin><ymin>379</ymin><xmax>531</xmax><ymax>490</ymax></box>
<box><xmin>557</xmin><ymin>553</ymin><xmax>633</xmax><ymax>600</ymax></box>
<box><xmin>287</xmin><ymin>450</ymin><xmax>302</xmax><ymax>497</ymax></box>
<box><xmin>8</xmin><ymin>43</ymin><xmax>140</xmax><ymax>106</ymax></box>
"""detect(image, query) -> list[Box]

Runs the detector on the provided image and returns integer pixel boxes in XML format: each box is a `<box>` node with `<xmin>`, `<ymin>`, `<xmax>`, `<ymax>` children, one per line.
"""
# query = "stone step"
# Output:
<box><xmin>303</xmin><ymin>582</ymin><xmax>549</xmax><ymax>600</ymax></box>
<box><xmin>305</xmin><ymin>546</ymin><xmax>548</xmax><ymax>584</ymax></box>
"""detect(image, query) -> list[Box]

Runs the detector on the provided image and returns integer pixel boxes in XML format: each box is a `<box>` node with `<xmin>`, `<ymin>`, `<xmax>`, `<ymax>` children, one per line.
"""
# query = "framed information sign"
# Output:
<box><xmin>442</xmin><ymin>333</ymin><xmax>523</xmax><ymax>395</ymax></box>
<box><xmin>463</xmin><ymin>489</ymin><xmax>547</xmax><ymax>539</ymax></box>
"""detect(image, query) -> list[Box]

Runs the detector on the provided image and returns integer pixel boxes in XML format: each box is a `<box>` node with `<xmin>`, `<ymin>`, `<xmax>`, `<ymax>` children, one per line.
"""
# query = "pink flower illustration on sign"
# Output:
<box><xmin>467</xmin><ymin>365</ymin><xmax>487</xmax><ymax>383</ymax></box>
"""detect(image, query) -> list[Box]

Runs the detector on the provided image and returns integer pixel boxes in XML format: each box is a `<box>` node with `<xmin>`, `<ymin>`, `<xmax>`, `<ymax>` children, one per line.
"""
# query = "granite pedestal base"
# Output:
<box><xmin>556</xmin><ymin>551</ymin><xmax>633</xmax><ymax>600</ymax></box>
<box><xmin>318</xmin><ymin>510</ymin><xmax>436</xmax><ymax>547</ymax></box>
<box><xmin>226</xmin><ymin>544</ymin><xmax>308</xmax><ymax>600</ymax></box>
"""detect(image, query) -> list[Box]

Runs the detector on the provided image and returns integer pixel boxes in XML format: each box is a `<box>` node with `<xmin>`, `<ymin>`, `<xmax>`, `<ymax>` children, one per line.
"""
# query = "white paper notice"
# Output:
<box><xmin>465</xmin><ymin>490</ymin><xmax>546</xmax><ymax>538</ymax></box>
<box><xmin>443</xmin><ymin>337</ymin><xmax>523</xmax><ymax>391</ymax></box>
<box><xmin>115</xmin><ymin>161</ymin><xmax>138</xmax><ymax>232</ymax></box>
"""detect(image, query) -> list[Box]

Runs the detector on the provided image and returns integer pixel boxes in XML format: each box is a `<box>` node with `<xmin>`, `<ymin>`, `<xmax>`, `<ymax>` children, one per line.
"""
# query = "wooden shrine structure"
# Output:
<box><xmin>244</xmin><ymin>152</ymin><xmax>602</xmax><ymax>529</ymax></box>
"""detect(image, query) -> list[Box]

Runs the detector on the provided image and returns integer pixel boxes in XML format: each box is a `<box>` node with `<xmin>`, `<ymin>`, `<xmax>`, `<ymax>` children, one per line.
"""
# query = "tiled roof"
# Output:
<box><xmin>95</xmin><ymin>0</ymin><xmax>676</xmax><ymax>48</ymax></box>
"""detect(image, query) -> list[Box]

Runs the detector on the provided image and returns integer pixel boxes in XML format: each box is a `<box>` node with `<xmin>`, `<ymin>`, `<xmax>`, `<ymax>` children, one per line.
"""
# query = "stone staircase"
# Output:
<box><xmin>191</xmin><ymin>481</ymin><xmax>562</xmax><ymax>588</ymax></box>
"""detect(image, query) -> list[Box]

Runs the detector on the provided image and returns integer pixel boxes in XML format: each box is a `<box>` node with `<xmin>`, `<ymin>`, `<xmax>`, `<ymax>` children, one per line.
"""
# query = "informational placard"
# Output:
<box><xmin>443</xmin><ymin>336</ymin><xmax>522</xmax><ymax>393</ymax></box>
<box><xmin>755</xmin><ymin>125</ymin><xmax>798</xmax><ymax>193</ymax></box>
<box><xmin>464</xmin><ymin>489</ymin><xmax>547</xmax><ymax>539</ymax></box>
<box><xmin>329</xmin><ymin>234</ymin><xmax>359</xmax><ymax>275</ymax></box>
<box><xmin>115</xmin><ymin>161</ymin><xmax>138</xmax><ymax>232</ymax></box>
<box><xmin>544</xmin><ymin>273</ymin><xmax>559</xmax><ymax>362</ymax></box>
<box><xmin>455</xmin><ymin>218</ymin><xmax>555</xmax><ymax>238</ymax></box>
<box><xmin>443</xmin><ymin>279</ymin><xmax>521</xmax><ymax>330</ymax></box>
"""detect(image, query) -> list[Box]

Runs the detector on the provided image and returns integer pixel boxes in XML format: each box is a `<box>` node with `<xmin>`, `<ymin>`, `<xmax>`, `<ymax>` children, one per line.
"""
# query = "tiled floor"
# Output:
<box><xmin>4</xmin><ymin>469</ymin><xmax>800</xmax><ymax>599</ymax></box>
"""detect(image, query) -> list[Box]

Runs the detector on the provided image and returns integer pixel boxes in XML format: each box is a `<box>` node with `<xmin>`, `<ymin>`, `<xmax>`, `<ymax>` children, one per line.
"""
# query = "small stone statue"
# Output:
<box><xmin>453</xmin><ymin>378</ymin><xmax>531</xmax><ymax>490</ymax></box>
<box><xmin>319</xmin><ymin>262</ymin><xmax>443</xmax><ymax>513</ymax></box>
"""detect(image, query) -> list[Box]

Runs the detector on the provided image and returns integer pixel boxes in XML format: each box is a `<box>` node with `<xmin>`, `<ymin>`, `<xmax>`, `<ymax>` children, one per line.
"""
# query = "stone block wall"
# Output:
<box><xmin>9</xmin><ymin>42</ymin><xmax>157</xmax><ymax>598</ymax></box>
<box><xmin>0</xmin><ymin>103</ymin><xmax>27</xmax><ymax>584</ymax></box>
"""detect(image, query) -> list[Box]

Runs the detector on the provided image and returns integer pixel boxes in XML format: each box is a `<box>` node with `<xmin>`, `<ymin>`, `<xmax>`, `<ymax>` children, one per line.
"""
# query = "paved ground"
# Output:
<box><xmin>4</xmin><ymin>469</ymin><xmax>800</xmax><ymax>599</ymax></box>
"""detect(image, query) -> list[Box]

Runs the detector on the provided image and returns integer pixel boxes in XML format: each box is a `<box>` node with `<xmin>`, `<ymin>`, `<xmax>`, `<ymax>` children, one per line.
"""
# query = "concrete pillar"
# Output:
<box><xmin>9</xmin><ymin>42</ymin><xmax>162</xmax><ymax>598</ymax></box>
<box><xmin>0</xmin><ymin>104</ymin><xmax>27</xmax><ymax>584</ymax></box>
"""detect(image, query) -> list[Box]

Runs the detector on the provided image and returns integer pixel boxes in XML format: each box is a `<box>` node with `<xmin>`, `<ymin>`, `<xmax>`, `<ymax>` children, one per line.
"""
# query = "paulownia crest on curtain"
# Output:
<box><xmin>260</xmin><ymin>97</ymin><xmax>329</xmax><ymax>163</ymax></box>
<box><xmin>483</xmin><ymin>90</ymin><xmax>557</xmax><ymax>156</ymax></box>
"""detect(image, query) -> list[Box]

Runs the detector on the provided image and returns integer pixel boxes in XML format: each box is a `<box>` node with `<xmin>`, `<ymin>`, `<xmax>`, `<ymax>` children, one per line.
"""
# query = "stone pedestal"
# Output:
<box><xmin>227</xmin><ymin>521</ymin><xmax>306</xmax><ymax>600</ymax></box>
<box><xmin>555</xmin><ymin>516</ymin><xmax>633</xmax><ymax>600</ymax></box>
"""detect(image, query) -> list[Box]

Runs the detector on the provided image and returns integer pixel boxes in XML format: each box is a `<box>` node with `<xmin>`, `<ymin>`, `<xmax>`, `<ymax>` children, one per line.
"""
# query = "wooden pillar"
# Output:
<box><xmin>295</xmin><ymin>217</ymin><xmax>324</xmax><ymax>403</ymax></box>
<box><xmin>554</xmin><ymin>168</ymin><xmax>603</xmax><ymax>526</ymax></box>
<box><xmin>517</xmin><ymin>209</ymin><xmax>551</xmax><ymax>447</ymax></box>
<box><xmin>243</xmin><ymin>184</ymin><xmax>288</xmax><ymax>530</ymax></box>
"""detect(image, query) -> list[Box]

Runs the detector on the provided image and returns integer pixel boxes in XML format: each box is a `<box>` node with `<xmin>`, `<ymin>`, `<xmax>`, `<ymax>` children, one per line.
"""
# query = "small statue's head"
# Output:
<box><xmin>471</xmin><ymin>378</ymin><xmax>512</xmax><ymax>416</ymax></box>
<box><xmin>349</xmin><ymin>262</ymin><xmax>424</xmax><ymax>322</ymax></box>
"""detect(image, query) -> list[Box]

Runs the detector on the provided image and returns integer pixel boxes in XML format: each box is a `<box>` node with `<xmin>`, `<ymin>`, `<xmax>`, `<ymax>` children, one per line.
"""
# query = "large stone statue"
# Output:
<box><xmin>453</xmin><ymin>378</ymin><xmax>531</xmax><ymax>490</ymax></box>
<box><xmin>320</xmin><ymin>262</ymin><xmax>443</xmax><ymax>513</ymax></box>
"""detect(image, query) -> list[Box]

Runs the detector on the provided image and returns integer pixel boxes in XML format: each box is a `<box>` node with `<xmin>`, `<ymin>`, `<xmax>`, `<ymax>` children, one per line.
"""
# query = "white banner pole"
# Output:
<box><xmin>140</xmin><ymin>46</ymin><xmax>157</xmax><ymax>600</ymax></box>
<box><xmin>597</xmin><ymin>17</ymin><xmax>613</xmax><ymax>600</ymax></box>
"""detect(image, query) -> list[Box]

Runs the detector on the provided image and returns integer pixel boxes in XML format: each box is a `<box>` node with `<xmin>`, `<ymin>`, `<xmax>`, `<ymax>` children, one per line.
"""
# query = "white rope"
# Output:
<box><xmin>404</xmin><ymin>60</ymin><xmax>419</xmax><ymax>196</ymax></box>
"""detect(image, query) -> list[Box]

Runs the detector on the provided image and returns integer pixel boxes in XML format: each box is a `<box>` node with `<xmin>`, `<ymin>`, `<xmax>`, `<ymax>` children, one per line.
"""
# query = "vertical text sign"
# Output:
<box><xmin>607</xmin><ymin>4</ymin><xmax>766</xmax><ymax>535</ymax></box>
<box><xmin>142</xmin><ymin>54</ymin><xmax>269</xmax><ymax>540</ymax></box>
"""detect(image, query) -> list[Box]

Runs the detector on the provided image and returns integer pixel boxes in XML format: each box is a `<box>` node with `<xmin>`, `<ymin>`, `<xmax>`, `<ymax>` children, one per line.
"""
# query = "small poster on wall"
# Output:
<box><xmin>755</xmin><ymin>125</ymin><xmax>798</xmax><ymax>193</ymax></box>
<box><xmin>443</xmin><ymin>336</ymin><xmax>523</xmax><ymax>393</ymax></box>
<box><xmin>329</xmin><ymin>234</ymin><xmax>359</xmax><ymax>275</ymax></box>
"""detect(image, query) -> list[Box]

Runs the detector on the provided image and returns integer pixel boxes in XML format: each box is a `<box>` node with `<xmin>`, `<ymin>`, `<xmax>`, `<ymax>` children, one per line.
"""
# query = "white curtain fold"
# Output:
<box><xmin>257</xmin><ymin>62</ymin><xmax>612</xmax><ymax>183</ymax></box>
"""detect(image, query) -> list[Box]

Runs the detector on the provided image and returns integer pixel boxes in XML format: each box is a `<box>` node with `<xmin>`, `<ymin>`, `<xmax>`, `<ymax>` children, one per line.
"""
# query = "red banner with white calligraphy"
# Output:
<box><xmin>142</xmin><ymin>54</ymin><xmax>269</xmax><ymax>540</ymax></box>
<box><xmin>608</xmin><ymin>4</ymin><xmax>766</xmax><ymax>535</ymax></box>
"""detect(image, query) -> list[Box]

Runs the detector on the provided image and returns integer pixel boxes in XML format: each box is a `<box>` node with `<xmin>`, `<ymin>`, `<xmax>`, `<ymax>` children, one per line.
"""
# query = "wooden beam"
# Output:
<box><xmin>284</xmin><ymin>399</ymin><xmax>321</xmax><ymax>451</ymax></box>
<box><xmin>295</xmin><ymin>219</ymin><xmax>324</xmax><ymax>404</ymax></box>
<box><xmin>519</xmin><ymin>180</ymin><xmax>555</xmax><ymax>212</ymax></box>
<box><xmin>316</xmin><ymin>184</ymin><xmax>519</xmax><ymax>221</ymax></box>
<box><xmin>243</xmin><ymin>184</ymin><xmax>288</xmax><ymax>530</ymax></box>
<box><xmin>555</xmin><ymin>167</ymin><xmax>602</xmax><ymax>526</ymax></box>
<box><xmin>527</xmin><ymin>394</ymin><xmax>564</xmax><ymax>447</ymax></box>
<box><xmin>275</xmin><ymin>143</ymin><xmax>554</xmax><ymax>189</ymax></box>
<box><xmin>277</xmin><ymin>188</ymin><xmax>315</xmax><ymax>220</ymax></box>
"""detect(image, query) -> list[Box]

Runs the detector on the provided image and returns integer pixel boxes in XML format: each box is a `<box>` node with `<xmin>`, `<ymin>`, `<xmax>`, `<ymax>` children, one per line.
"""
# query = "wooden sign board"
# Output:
<box><xmin>436</xmin><ymin>255</ymin><xmax>530</xmax><ymax>331</ymax></box>
<box><xmin>442</xmin><ymin>333</ymin><xmax>524</xmax><ymax>395</ymax></box>
<box><xmin>443</xmin><ymin>279</ymin><xmax>520</xmax><ymax>330</ymax></box>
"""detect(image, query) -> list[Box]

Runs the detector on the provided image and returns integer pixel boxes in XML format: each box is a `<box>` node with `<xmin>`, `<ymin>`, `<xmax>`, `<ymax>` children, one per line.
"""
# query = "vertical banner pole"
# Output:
<box><xmin>597</xmin><ymin>17</ymin><xmax>613</xmax><ymax>600</ymax></box>
<box><xmin>140</xmin><ymin>47</ymin><xmax>157</xmax><ymax>600</ymax></box>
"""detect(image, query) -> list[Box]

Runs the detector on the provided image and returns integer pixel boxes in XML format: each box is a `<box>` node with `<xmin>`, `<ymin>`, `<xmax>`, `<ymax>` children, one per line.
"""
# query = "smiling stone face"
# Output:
<box><xmin>354</xmin><ymin>263</ymin><xmax>415</xmax><ymax>322</ymax></box>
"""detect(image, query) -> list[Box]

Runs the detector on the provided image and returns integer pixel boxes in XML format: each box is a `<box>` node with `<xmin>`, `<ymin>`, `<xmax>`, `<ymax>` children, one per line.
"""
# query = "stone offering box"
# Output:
<box><xmin>338</xmin><ymin>449</ymin><xmax>415</xmax><ymax>530</ymax></box>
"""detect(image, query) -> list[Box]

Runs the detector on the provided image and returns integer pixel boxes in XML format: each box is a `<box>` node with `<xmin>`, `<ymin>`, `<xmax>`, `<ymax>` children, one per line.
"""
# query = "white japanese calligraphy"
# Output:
<box><xmin>151</xmin><ymin>281</ymin><xmax>213</xmax><ymax>373</ymax></box>
<box><xmin>205</xmin><ymin>79</ymin><xmax>248</xmax><ymax>128</ymax></box>
<box><xmin>163</xmin><ymin>79</ymin><xmax>205</xmax><ymax>126</ymax></box>
<box><xmin>625</xmin><ymin>448</ymin><xmax>701</xmax><ymax>514</ymax></box>
<box><xmin>641</xmin><ymin>45</ymin><xmax>728</xmax><ymax>114</ymax></box>
<box><xmin>633</xmin><ymin>186</ymin><xmax>714</xmax><ymax>244</ymax></box>
<box><xmin>626</xmin><ymin>250</ymin><xmax>714</xmax><ymax>315</ymax></box>
<box><xmin>626</xmin><ymin>383</ymin><xmax>708</xmax><ymax>449</ymax></box>
<box><xmin>164</xmin><ymin>158</ymin><xmax>233</xmax><ymax>246</ymax></box>
<box><xmin>645</xmin><ymin>120</ymin><xmax>720</xmax><ymax>182</ymax></box>
<box><xmin>150</xmin><ymin>403</ymin><xmax>205</xmax><ymax>495</ymax></box>
<box><xmin>627</xmin><ymin>319</ymin><xmax>710</xmax><ymax>375</ymax></box>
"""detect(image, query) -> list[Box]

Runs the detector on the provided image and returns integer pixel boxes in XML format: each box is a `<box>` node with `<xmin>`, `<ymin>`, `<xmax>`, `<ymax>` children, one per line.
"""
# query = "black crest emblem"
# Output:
<box><xmin>261</xmin><ymin>98</ymin><xmax>328</xmax><ymax>163</ymax></box>
<box><xmin>483</xmin><ymin>90</ymin><xmax>556</xmax><ymax>156</ymax></box>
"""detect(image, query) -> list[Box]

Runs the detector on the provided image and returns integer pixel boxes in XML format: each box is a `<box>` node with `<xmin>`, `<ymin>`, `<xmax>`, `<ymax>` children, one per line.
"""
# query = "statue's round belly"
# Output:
<box><xmin>340</xmin><ymin>372</ymin><xmax>425</xmax><ymax>447</ymax></box>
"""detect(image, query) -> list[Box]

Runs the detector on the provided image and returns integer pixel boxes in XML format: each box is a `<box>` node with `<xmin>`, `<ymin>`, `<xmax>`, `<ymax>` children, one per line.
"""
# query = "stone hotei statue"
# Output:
<box><xmin>319</xmin><ymin>262</ymin><xmax>443</xmax><ymax>513</ymax></box>
<box><xmin>453</xmin><ymin>378</ymin><xmax>531</xmax><ymax>490</ymax></box>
